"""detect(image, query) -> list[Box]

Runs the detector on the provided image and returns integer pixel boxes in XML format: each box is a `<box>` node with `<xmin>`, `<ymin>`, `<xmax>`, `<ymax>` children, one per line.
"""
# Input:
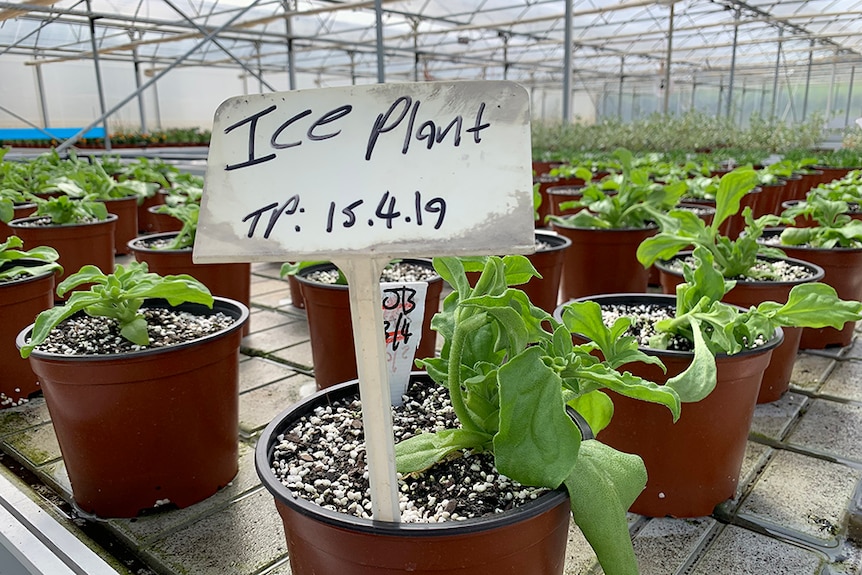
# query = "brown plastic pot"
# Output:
<box><xmin>761</xmin><ymin>229</ymin><xmax>862</xmax><ymax>349</ymax></box>
<box><xmin>137</xmin><ymin>191</ymin><xmax>167</xmax><ymax>234</ymax></box>
<box><xmin>550</xmin><ymin>223</ymin><xmax>657</xmax><ymax>300</ymax></box>
<box><xmin>655</xmin><ymin>253</ymin><xmax>825</xmax><ymax>403</ymax></box>
<box><xmin>524</xmin><ymin>231</ymin><xmax>572</xmax><ymax>313</ymax></box>
<box><xmin>0</xmin><ymin>202</ymin><xmax>36</xmax><ymax>240</ymax></box>
<box><xmin>255</xmin><ymin>373</ymin><xmax>573</xmax><ymax>575</ymax></box>
<box><xmin>17</xmin><ymin>297</ymin><xmax>249</xmax><ymax>518</ymax></box>
<box><xmin>8</xmin><ymin>214</ymin><xmax>117</xmax><ymax>294</ymax></box>
<box><xmin>129</xmin><ymin>232</ymin><xmax>251</xmax><ymax>335</ymax></box>
<box><xmin>0</xmin><ymin>260</ymin><xmax>55</xmax><ymax>407</ymax></box>
<box><xmin>100</xmin><ymin>195</ymin><xmax>138</xmax><ymax>255</ymax></box>
<box><xmin>558</xmin><ymin>293</ymin><xmax>782</xmax><ymax>518</ymax></box>
<box><xmin>296</xmin><ymin>260</ymin><xmax>442</xmax><ymax>390</ymax></box>
<box><xmin>545</xmin><ymin>185</ymin><xmax>586</xmax><ymax>218</ymax></box>
<box><xmin>146</xmin><ymin>204</ymin><xmax>184</xmax><ymax>233</ymax></box>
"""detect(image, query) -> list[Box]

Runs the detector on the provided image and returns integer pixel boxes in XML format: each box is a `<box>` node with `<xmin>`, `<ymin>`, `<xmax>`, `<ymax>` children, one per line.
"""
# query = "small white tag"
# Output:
<box><xmin>381</xmin><ymin>281</ymin><xmax>427</xmax><ymax>405</ymax></box>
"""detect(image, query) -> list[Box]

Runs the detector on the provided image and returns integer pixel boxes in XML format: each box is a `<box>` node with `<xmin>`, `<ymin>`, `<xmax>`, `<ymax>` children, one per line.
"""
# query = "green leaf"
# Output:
<box><xmin>494</xmin><ymin>347</ymin><xmax>581</xmax><ymax>488</ymax></box>
<box><xmin>712</xmin><ymin>168</ymin><xmax>759</xmax><ymax>230</ymax></box>
<box><xmin>565</xmin><ymin>440</ymin><xmax>646</xmax><ymax>575</ymax></box>
<box><xmin>432</xmin><ymin>257</ymin><xmax>470</xmax><ymax>299</ymax></box>
<box><xmin>500</xmin><ymin>254</ymin><xmax>541</xmax><ymax>285</ymax></box>
<box><xmin>394</xmin><ymin>429</ymin><xmax>492</xmax><ymax>475</ymax></box>
<box><xmin>567</xmin><ymin>390</ymin><xmax>613</xmax><ymax>435</ymax></box>
<box><xmin>576</xmin><ymin>363</ymin><xmax>680</xmax><ymax>421</ymax></box>
<box><xmin>665</xmin><ymin>318</ymin><xmax>717</xmax><ymax>403</ymax></box>
<box><xmin>119</xmin><ymin>316</ymin><xmax>150</xmax><ymax>346</ymax></box>
<box><xmin>757</xmin><ymin>282</ymin><xmax>862</xmax><ymax>329</ymax></box>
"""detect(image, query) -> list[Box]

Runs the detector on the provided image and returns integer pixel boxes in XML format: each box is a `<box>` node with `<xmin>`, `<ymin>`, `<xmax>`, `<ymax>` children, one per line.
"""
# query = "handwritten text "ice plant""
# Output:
<box><xmin>221</xmin><ymin>95</ymin><xmax>492</xmax><ymax>171</ymax></box>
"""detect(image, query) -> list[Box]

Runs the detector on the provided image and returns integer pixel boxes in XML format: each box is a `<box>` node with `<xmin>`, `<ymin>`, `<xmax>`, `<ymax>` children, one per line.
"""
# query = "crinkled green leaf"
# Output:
<box><xmin>395</xmin><ymin>429</ymin><xmax>492</xmax><ymax>475</ymax></box>
<box><xmin>494</xmin><ymin>347</ymin><xmax>581</xmax><ymax>487</ymax></box>
<box><xmin>565</xmin><ymin>440</ymin><xmax>646</xmax><ymax>575</ymax></box>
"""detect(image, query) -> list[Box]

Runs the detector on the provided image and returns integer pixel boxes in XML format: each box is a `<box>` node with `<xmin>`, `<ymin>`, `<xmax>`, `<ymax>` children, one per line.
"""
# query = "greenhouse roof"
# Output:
<box><xmin>2</xmin><ymin>0</ymin><xmax>861</xmax><ymax>86</ymax></box>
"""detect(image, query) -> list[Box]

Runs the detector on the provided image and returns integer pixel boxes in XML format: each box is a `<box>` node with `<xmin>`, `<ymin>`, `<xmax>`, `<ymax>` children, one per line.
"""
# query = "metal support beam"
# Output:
<box><xmin>161</xmin><ymin>0</ymin><xmax>277</xmax><ymax>93</ymax></box>
<box><xmin>846</xmin><ymin>66</ymin><xmax>856</xmax><ymax>129</ymax></box>
<box><xmin>131</xmin><ymin>45</ymin><xmax>147</xmax><ymax>133</ymax></box>
<box><xmin>771</xmin><ymin>27</ymin><xmax>783</xmax><ymax>119</ymax></box>
<box><xmin>55</xmin><ymin>0</ymin><xmax>266</xmax><ymax>152</ymax></box>
<box><xmin>85</xmin><ymin>0</ymin><xmax>111</xmax><ymax>151</ymax></box>
<box><xmin>617</xmin><ymin>56</ymin><xmax>625</xmax><ymax>118</ymax></box>
<box><xmin>827</xmin><ymin>50</ymin><xmax>838</xmax><ymax>119</ymax></box>
<box><xmin>0</xmin><ymin>104</ymin><xmax>56</xmax><ymax>139</ymax></box>
<box><xmin>33</xmin><ymin>61</ymin><xmax>49</xmax><ymax>128</ymax></box>
<box><xmin>374</xmin><ymin>0</ymin><xmax>384</xmax><ymax>83</ymax></box>
<box><xmin>663</xmin><ymin>1</ymin><xmax>674</xmax><ymax>115</ymax></box>
<box><xmin>802</xmin><ymin>39</ymin><xmax>814</xmax><ymax>121</ymax></box>
<box><xmin>562</xmin><ymin>0</ymin><xmax>573</xmax><ymax>122</ymax></box>
<box><xmin>725</xmin><ymin>8</ymin><xmax>739</xmax><ymax>118</ymax></box>
<box><xmin>283</xmin><ymin>0</ymin><xmax>296</xmax><ymax>90</ymax></box>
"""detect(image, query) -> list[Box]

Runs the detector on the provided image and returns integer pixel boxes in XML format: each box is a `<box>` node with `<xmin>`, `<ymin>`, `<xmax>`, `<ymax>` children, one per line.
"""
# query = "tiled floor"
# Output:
<box><xmin>1</xmin><ymin>259</ymin><xmax>862</xmax><ymax>574</ymax></box>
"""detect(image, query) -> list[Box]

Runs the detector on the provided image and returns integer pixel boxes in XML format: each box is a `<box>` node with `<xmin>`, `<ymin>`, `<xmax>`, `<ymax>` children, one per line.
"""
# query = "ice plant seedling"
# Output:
<box><xmin>637</xmin><ymin>167</ymin><xmax>791</xmax><ymax>279</ymax></box>
<box><xmin>19</xmin><ymin>261</ymin><xmax>213</xmax><ymax>358</ymax></box>
<box><xmin>0</xmin><ymin>236</ymin><xmax>62</xmax><ymax>282</ymax></box>
<box><xmin>396</xmin><ymin>255</ymin><xmax>681</xmax><ymax>575</ymax></box>
<box><xmin>640</xmin><ymin>246</ymin><xmax>862</xmax><ymax>402</ymax></box>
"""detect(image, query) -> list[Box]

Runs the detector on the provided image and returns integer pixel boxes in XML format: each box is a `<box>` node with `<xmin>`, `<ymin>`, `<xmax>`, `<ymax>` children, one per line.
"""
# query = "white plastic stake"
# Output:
<box><xmin>333</xmin><ymin>255</ymin><xmax>401</xmax><ymax>522</ymax></box>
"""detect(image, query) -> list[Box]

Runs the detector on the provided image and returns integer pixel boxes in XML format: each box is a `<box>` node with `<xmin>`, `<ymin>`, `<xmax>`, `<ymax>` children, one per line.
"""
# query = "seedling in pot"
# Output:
<box><xmin>546</xmin><ymin>148</ymin><xmax>687</xmax><ymax>230</ymax></box>
<box><xmin>614</xmin><ymin>246</ymin><xmax>862</xmax><ymax>404</ymax></box>
<box><xmin>0</xmin><ymin>236</ymin><xmax>62</xmax><ymax>281</ymax></box>
<box><xmin>396</xmin><ymin>255</ymin><xmax>681</xmax><ymax>575</ymax></box>
<box><xmin>151</xmin><ymin>202</ymin><xmax>199</xmax><ymax>249</ymax></box>
<box><xmin>28</xmin><ymin>194</ymin><xmax>110</xmax><ymax>225</ymax></box>
<box><xmin>637</xmin><ymin>167</ymin><xmax>791</xmax><ymax>279</ymax></box>
<box><xmin>19</xmin><ymin>261</ymin><xmax>213</xmax><ymax>358</ymax></box>
<box><xmin>778</xmin><ymin>195</ymin><xmax>862</xmax><ymax>248</ymax></box>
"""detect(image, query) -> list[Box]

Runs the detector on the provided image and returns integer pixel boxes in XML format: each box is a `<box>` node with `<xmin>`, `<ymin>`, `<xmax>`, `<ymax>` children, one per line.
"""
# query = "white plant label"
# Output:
<box><xmin>195</xmin><ymin>81</ymin><xmax>534</xmax><ymax>524</ymax></box>
<box><xmin>381</xmin><ymin>281</ymin><xmax>427</xmax><ymax>405</ymax></box>
<box><xmin>194</xmin><ymin>81</ymin><xmax>534</xmax><ymax>263</ymax></box>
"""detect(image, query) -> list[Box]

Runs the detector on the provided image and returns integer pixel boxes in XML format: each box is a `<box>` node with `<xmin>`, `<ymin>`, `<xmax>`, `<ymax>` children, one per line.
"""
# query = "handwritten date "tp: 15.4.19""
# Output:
<box><xmin>242</xmin><ymin>190</ymin><xmax>447</xmax><ymax>239</ymax></box>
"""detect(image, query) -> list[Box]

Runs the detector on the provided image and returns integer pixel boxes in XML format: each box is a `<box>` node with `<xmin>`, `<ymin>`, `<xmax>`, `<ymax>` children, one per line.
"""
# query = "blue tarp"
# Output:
<box><xmin>0</xmin><ymin>127</ymin><xmax>106</xmax><ymax>140</ymax></box>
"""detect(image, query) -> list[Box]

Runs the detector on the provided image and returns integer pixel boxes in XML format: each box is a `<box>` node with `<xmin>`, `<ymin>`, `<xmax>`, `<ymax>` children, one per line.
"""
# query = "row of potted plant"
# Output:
<box><xmin>0</xmin><ymin>127</ymin><xmax>212</xmax><ymax>149</ymax></box>
<box><xmin>4</xmin><ymin>141</ymin><xmax>862</xmax><ymax>574</ymax></box>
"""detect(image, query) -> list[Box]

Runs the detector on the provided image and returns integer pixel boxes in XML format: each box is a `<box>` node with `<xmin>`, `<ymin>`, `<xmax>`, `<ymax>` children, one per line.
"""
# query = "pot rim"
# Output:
<box><xmin>294</xmin><ymin>258</ymin><xmax>441</xmax><ymax>291</ymax></box>
<box><xmin>760</xmin><ymin>227</ymin><xmax>862</xmax><ymax>253</ymax></box>
<box><xmin>0</xmin><ymin>258</ymin><xmax>58</xmax><ymax>287</ymax></box>
<box><xmin>550</xmin><ymin>221</ymin><xmax>659</xmax><ymax>233</ymax></box>
<box><xmin>127</xmin><ymin>231</ymin><xmax>188</xmax><ymax>253</ymax></box>
<box><xmin>654</xmin><ymin>251</ymin><xmax>826</xmax><ymax>286</ymax></box>
<box><xmin>555</xmin><ymin>292</ymin><xmax>785</xmax><ymax>359</ymax></box>
<box><xmin>16</xmin><ymin>296</ymin><xmax>249</xmax><ymax>361</ymax></box>
<box><xmin>534</xmin><ymin>229</ymin><xmax>572</xmax><ymax>251</ymax></box>
<box><xmin>255</xmin><ymin>374</ymin><xmax>570</xmax><ymax>537</ymax></box>
<box><xmin>8</xmin><ymin>213</ymin><xmax>119</xmax><ymax>229</ymax></box>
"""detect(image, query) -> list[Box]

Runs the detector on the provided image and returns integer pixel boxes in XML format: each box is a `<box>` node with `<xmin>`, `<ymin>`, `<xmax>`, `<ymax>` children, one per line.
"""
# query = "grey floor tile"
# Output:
<box><xmin>240</xmin><ymin>374</ymin><xmax>316</xmax><ymax>436</ymax></box>
<box><xmin>821</xmin><ymin>360</ymin><xmax>862</xmax><ymax>402</ymax></box>
<box><xmin>252</xmin><ymin>278</ymin><xmax>290</xmax><ymax>297</ymax></box>
<box><xmin>241</xmin><ymin>322</ymin><xmax>310</xmax><ymax>354</ymax></box>
<box><xmin>690</xmin><ymin>524</ymin><xmax>822</xmax><ymax>574</ymax></box>
<box><xmin>252</xmin><ymin>290</ymin><xmax>297</xmax><ymax>310</ymax></box>
<box><xmin>2</xmin><ymin>422</ymin><xmax>62</xmax><ymax>467</ymax></box>
<box><xmin>269</xmin><ymin>342</ymin><xmax>315</xmax><ymax>372</ymax></box>
<box><xmin>631</xmin><ymin>517</ymin><xmax>716</xmax><ymax>575</ymax></box>
<box><xmin>738</xmin><ymin>449</ymin><xmax>862</xmax><ymax>544</ymax></box>
<box><xmin>246</xmin><ymin>310</ymin><xmax>297</xmax><ymax>333</ymax></box>
<box><xmin>786</xmin><ymin>399</ymin><xmax>862</xmax><ymax>462</ymax></box>
<box><xmin>790</xmin><ymin>353</ymin><xmax>836</xmax><ymax>392</ymax></box>
<box><xmin>750</xmin><ymin>392</ymin><xmax>808</xmax><ymax>441</ymax></box>
<box><xmin>107</xmin><ymin>443</ymin><xmax>262</xmax><ymax>547</ymax></box>
<box><xmin>142</xmin><ymin>488</ymin><xmax>288</xmax><ymax>575</ymax></box>
<box><xmin>239</xmin><ymin>356</ymin><xmax>302</xmax><ymax>393</ymax></box>
<box><xmin>563</xmin><ymin>521</ymin><xmax>600</xmax><ymax>575</ymax></box>
<box><xmin>0</xmin><ymin>397</ymin><xmax>52</xmax><ymax>436</ymax></box>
